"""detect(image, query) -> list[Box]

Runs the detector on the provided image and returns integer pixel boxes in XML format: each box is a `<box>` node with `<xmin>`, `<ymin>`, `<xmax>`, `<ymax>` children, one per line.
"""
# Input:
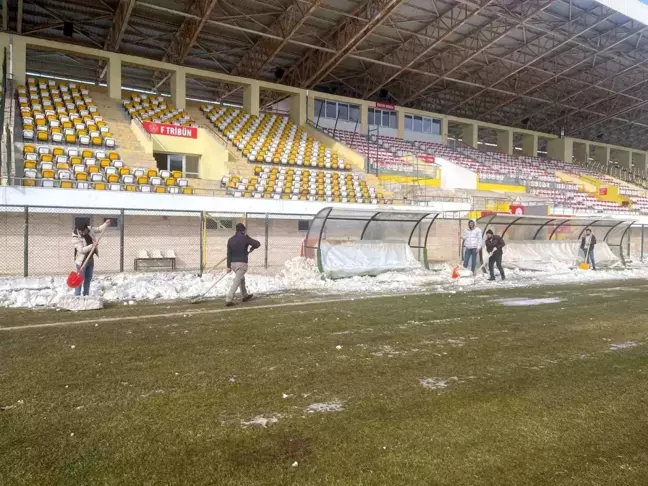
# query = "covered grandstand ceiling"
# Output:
<box><xmin>10</xmin><ymin>0</ymin><xmax>648</xmax><ymax>150</ymax></box>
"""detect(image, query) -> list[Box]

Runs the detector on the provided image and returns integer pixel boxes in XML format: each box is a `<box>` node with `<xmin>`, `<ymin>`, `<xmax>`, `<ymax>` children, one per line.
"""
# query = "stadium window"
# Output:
<box><xmin>206</xmin><ymin>218</ymin><xmax>233</xmax><ymax>231</ymax></box>
<box><xmin>423</xmin><ymin>117</ymin><xmax>432</xmax><ymax>133</ymax></box>
<box><xmin>326</xmin><ymin>101</ymin><xmax>337</xmax><ymax>118</ymax></box>
<box><xmin>338</xmin><ymin>103</ymin><xmax>349</xmax><ymax>121</ymax></box>
<box><xmin>390</xmin><ymin>112</ymin><xmax>397</xmax><ymax>129</ymax></box>
<box><xmin>314</xmin><ymin>99</ymin><xmax>325</xmax><ymax>118</ymax></box>
<box><xmin>432</xmin><ymin>119</ymin><xmax>441</xmax><ymax>135</ymax></box>
<box><xmin>370</xmin><ymin>108</ymin><xmax>397</xmax><ymax>128</ymax></box>
<box><xmin>368</xmin><ymin>109</ymin><xmax>375</xmax><ymax>126</ymax></box>
<box><xmin>413</xmin><ymin>115</ymin><xmax>422</xmax><ymax>132</ymax></box>
<box><xmin>73</xmin><ymin>216</ymin><xmax>91</xmax><ymax>231</ymax></box>
<box><xmin>298</xmin><ymin>220</ymin><xmax>310</xmax><ymax>232</ymax></box>
<box><xmin>349</xmin><ymin>105</ymin><xmax>360</xmax><ymax>122</ymax></box>
<box><xmin>405</xmin><ymin>114</ymin><xmax>413</xmax><ymax>130</ymax></box>
<box><xmin>155</xmin><ymin>153</ymin><xmax>200</xmax><ymax>178</ymax></box>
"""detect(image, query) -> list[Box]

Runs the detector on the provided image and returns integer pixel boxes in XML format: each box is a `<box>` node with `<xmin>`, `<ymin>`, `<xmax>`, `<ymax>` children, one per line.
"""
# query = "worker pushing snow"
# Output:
<box><xmin>225</xmin><ymin>223</ymin><xmax>261</xmax><ymax>307</ymax></box>
<box><xmin>72</xmin><ymin>218</ymin><xmax>111</xmax><ymax>296</ymax></box>
<box><xmin>485</xmin><ymin>229</ymin><xmax>505</xmax><ymax>281</ymax></box>
<box><xmin>580</xmin><ymin>228</ymin><xmax>597</xmax><ymax>271</ymax></box>
<box><xmin>462</xmin><ymin>220</ymin><xmax>483</xmax><ymax>274</ymax></box>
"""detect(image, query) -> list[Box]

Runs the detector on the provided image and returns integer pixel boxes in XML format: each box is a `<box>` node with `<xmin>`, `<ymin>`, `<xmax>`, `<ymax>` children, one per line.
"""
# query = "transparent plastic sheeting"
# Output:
<box><xmin>320</xmin><ymin>241</ymin><xmax>422</xmax><ymax>279</ymax></box>
<box><xmin>502</xmin><ymin>240</ymin><xmax>620</xmax><ymax>272</ymax></box>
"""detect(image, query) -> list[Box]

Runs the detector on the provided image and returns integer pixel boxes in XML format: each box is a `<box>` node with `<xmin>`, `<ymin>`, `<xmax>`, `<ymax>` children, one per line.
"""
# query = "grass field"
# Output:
<box><xmin>2</xmin><ymin>280</ymin><xmax>648</xmax><ymax>485</ymax></box>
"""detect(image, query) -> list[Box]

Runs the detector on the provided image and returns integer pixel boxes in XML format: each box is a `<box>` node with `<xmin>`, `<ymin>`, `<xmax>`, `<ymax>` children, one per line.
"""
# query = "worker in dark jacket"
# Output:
<box><xmin>225</xmin><ymin>223</ymin><xmax>261</xmax><ymax>306</ymax></box>
<box><xmin>485</xmin><ymin>229</ymin><xmax>505</xmax><ymax>281</ymax></box>
<box><xmin>580</xmin><ymin>228</ymin><xmax>597</xmax><ymax>270</ymax></box>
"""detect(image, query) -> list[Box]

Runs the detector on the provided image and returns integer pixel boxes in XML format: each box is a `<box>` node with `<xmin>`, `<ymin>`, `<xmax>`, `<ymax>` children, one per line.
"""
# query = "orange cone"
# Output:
<box><xmin>451</xmin><ymin>266</ymin><xmax>460</xmax><ymax>279</ymax></box>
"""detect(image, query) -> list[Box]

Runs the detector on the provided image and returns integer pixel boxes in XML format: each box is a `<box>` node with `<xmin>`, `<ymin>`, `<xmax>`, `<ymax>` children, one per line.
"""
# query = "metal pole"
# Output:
<box><xmin>23</xmin><ymin>206</ymin><xmax>28</xmax><ymax>277</ymax></box>
<box><xmin>642</xmin><ymin>225</ymin><xmax>645</xmax><ymax>263</ymax></box>
<box><xmin>119</xmin><ymin>209</ymin><xmax>125</xmax><ymax>273</ymax></box>
<box><xmin>264</xmin><ymin>213</ymin><xmax>269</xmax><ymax>270</ymax></box>
<box><xmin>199</xmin><ymin>211</ymin><xmax>204</xmax><ymax>276</ymax></box>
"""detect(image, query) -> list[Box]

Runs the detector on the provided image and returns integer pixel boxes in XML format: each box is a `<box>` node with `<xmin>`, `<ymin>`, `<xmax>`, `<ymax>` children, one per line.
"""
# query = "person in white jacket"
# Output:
<box><xmin>72</xmin><ymin>219</ymin><xmax>110</xmax><ymax>296</ymax></box>
<box><xmin>462</xmin><ymin>220</ymin><xmax>483</xmax><ymax>273</ymax></box>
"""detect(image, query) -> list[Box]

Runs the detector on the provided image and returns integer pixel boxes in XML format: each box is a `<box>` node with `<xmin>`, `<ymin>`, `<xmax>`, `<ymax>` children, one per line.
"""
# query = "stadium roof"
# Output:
<box><xmin>11</xmin><ymin>0</ymin><xmax>648</xmax><ymax>150</ymax></box>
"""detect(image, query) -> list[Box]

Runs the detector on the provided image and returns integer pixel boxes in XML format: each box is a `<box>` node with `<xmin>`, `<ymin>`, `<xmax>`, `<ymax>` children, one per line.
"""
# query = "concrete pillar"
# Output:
<box><xmin>397</xmin><ymin>109</ymin><xmax>405</xmax><ymax>138</ymax></box>
<box><xmin>107</xmin><ymin>57</ymin><xmax>121</xmax><ymax>100</ymax></box>
<box><xmin>289</xmin><ymin>92</ymin><xmax>306</xmax><ymax>126</ymax></box>
<box><xmin>615</xmin><ymin>149</ymin><xmax>631</xmax><ymax>169</ymax></box>
<box><xmin>547</xmin><ymin>137</ymin><xmax>573</xmax><ymax>163</ymax></box>
<box><xmin>11</xmin><ymin>35</ymin><xmax>27</xmax><ymax>86</ymax></box>
<box><xmin>461</xmin><ymin>123</ymin><xmax>478</xmax><ymax>148</ymax></box>
<box><xmin>520</xmin><ymin>133</ymin><xmax>537</xmax><ymax>157</ymax></box>
<box><xmin>170</xmin><ymin>70</ymin><xmax>186</xmax><ymax>109</ymax></box>
<box><xmin>306</xmin><ymin>94</ymin><xmax>315</xmax><ymax>122</ymax></box>
<box><xmin>593</xmin><ymin>145</ymin><xmax>609</xmax><ymax>165</ymax></box>
<box><xmin>496</xmin><ymin>129</ymin><xmax>513</xmax><ymax>155</ymax></box>
<box><xmin>360</xmin><ymin>104</ymin><xmax>368</xmax><ymax>135</ymax></box>
<box><xmin>441</xmin><ymin>117</ymin><xmax>448</xmax><ymax>145</ymax></box>
<box><xmin>632</xmin><ymin>151</ymin><xmax>648</xmax><ymax>172</ymax></box>
<box><xmin>242</xmin><ymin>82</ymin><xmax>259</xmax><ymax>116</ymax></box>
<box><xmin>573</xmin><ymin>142</ymin><xmax>588</xmax><ymax>164</ymax></box>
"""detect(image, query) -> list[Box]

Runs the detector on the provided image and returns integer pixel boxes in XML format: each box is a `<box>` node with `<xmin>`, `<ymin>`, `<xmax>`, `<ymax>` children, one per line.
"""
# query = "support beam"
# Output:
<box><xmin>162</xmin><ymin>0</ymin><xmax>220</xmax><ymax>65</ymax></box>
<box><xmin>243</xmin><ymin>83</ymin><xmax>260</xmax><ymax>117</ymax></box>
<box><xmin>397</xmin><ymin>109</ymin><xmax>405</xmax><ymax>139</ymax></box>
<box><xmin>2</xmin><ymin>0</ymin><xmax>7</xmax><ymax>32</ymax></box>
<box><xmin>232</xmin><ymin>0</ymin><xmax>322</xmax><ymax>79</ymax></box>
<box><xmin>360</xmin><ymin>104</ymin><xmax>368</xmax><ymax>136</ymax></box>
<box><xmin>441</xmin><ymin>118</ymin><xmax>448</xmax><ymax>146</ymax></box>
<box><xmin>17</xmin><ymin>0</ymin><xmax>23</xmax><ymax>34</ymax></box>
<box><xmin>280</xmin><ymin>0</ymin><xmax>406</xmax><ymax>90</ymax></box>
<box><xmin>461</xmin><ymin>124</ymin><xmax>478</xmax><ymax>149</ymax></box>
<box><xmin>11</xmin><ymin>36</ymin><xmax>27</xmax><ymax>85</ymax></box>
<box><xmin>98</xmin><ymin>0</ymin><xmax>137</xmax><ymax>81</ymax></box>
<box><xmin>171</xmin><ymin>70</ymin><xmax>186</xmax><ymax>109</ymax></box>
<box><xmin>520</xmin><ymin>133</ymin><xmax>537</xmax><ymax>157</ymax></box>
<box><xmin>107</xmin><ymin>57</ymin><xmax>122</xmax><ymax>100</ymax></box>
<box><xmin>547</xmin><ymin>138</ymin><xmax>573</xmax><ymax>163</ymax></box>
<box><xmin>307</xmin><ymin>94</ymin><xmax>315</xmax><ymax>123</ymax></box>
<box><xmin>496</xmin><ymin>130</ymin><xmax>513</xmax><ymax>156</ymax></box>
<box><xmin>289</xmin><ymin>91</ymin><xmax>306</xmax><ymax>126</ymax></box>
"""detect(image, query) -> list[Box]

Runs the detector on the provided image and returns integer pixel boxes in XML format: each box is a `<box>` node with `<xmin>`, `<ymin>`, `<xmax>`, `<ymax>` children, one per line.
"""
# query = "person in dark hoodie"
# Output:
<box><xmin>72</xmin><ymin>218</ymin><xmax>110</xmax><ymax>296</ymax></box>
<box><xmin>484</xmin><ymin>229</ymin><xmax>505</xmax><ymax>281</ymax></box>
<box><xmin>225</xmin><ymin>223</ymin><xmax>261</xmax><ymax>306</ymax></box>
<box><xmin>580</xmin><ymin>228</ymin><xmax>597</xmax><ymax>270</ymax></box>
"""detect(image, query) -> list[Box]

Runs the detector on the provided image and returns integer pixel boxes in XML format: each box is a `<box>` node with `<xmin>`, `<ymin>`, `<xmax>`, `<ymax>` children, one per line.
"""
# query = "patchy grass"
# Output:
<box><xmin>2</xmin><ymin>281</ymin><xmax>648</xmax><ymax>485</ymax></box>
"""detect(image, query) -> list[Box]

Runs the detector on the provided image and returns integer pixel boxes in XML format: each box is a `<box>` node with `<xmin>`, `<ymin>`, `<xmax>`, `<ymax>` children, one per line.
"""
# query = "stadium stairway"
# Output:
<box><xmin>90</xmin><ymin>89</ymin><xmax>158</xmax><ymax>169</ymax></box>
<box><xmin>187</xmin><ymin>105</ymin><xmax>255</xmax><ymax>179</ymax></box>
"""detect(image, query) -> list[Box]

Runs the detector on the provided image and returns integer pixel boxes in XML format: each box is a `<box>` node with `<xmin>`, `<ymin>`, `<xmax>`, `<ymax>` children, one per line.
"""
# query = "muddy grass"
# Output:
<box><xmin>1</xmin><ymin>280</ymin><xmax>648</xmax><ymax>485</ymax></box>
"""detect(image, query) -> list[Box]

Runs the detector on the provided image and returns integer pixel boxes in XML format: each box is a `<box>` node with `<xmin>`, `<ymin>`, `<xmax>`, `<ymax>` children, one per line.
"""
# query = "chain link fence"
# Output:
<box><xmin>0</xmin><ymin>204</ymin><xmax>645</xmax><ymax>278</ymax></box>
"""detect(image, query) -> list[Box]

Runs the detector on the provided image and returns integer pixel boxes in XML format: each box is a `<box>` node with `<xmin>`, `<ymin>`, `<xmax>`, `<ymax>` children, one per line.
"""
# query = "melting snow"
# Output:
<box><xmin>610</xmin><ymin>341</ymin><xmax>642</xmax><ymax>351</ymax></box>
<box><xmin>305</xmin><ymin>400</ymin><xmax>344</xmax><ymax>413</ymax></box>
<box><xmin>1</xmin><ymin>258</ymin><xmax>648</xmax><ymax>309</ymax></box>
<box><xmin>241</xmin><ymin>415</ymin><xmax>281</xmax><ymax>428</ymax></box>
<box><xmin>420</xmin><ymin>376</ymin><xmax>459</xmax><ymax>390</ymax></box>
<box><xmin>496</xmin><ymin>297</ymin><xmax>562</xmax><ymax>306</ymax></box>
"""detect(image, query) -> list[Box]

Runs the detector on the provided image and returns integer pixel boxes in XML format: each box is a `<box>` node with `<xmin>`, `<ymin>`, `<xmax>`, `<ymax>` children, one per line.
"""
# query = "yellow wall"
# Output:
<box><xmin>149</xmin><ymin>128</ymin><xmax>229</xmax><ymax>181</ymax></box>
<box><xmin>476</xmin><ymin>182</ymin><xmax>527</xmax><ymax>193</ymax></box>
<box><xmin>378</xmin><ymin>174</ymin><xmax>441</xmax><ymax>187</ymax></box>
<box><xmin>555</xmin><ymin>171</ymin><xmax>594</xmax><ymax>192</ymax></box>
<box><xmin>580</xmin><ymin>175</ymin><xmax>627</xmax><ymax>204</ymax></box>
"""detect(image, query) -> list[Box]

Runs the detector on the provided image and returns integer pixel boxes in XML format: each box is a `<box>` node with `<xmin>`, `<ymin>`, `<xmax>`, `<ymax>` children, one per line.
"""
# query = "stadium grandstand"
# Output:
<box><xmin>2</xmin><ymin>0</ymin><xmax>648</xmax><ymax>217</ymax></box>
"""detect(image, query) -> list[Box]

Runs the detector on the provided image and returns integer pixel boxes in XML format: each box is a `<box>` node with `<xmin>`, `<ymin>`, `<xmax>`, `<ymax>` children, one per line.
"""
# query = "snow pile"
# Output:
<box><xmin>241</xmin><ymin>415</ymin><xmax>281</xmax><ymax>428</ymax></box>
<box><xmin>1</xmin><ymin>257</ymin><xmax>648</xmax><ymax>309</ymax></box>
<box><xmin>495</xmin><ymin>297</ymin><xmax>562</xmax><ymax>307</ymax></box>
<box><xmin>420</xmin><ymin>377</ymin><xmax>453</xmax><ymax>390</ymax></box>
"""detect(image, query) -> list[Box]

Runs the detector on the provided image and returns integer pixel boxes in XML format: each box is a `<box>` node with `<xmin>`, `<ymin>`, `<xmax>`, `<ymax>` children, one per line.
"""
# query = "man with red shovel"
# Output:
<box><xmin>70</xmin><ymin>218</ymin><xmax>111</xmax><ymax>296</ymax></box>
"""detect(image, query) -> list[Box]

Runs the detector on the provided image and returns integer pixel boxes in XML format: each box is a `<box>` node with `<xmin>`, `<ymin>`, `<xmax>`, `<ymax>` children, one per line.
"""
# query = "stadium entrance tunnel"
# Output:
<box><xmin>477</xmin><ymin>214</ymin><xmax>635</xmax><ymax>266</ymax></box>
<box><xmin>304</xmin><ymin>207</ymin><xmax>450</xmax><ymax>278</ymax></box>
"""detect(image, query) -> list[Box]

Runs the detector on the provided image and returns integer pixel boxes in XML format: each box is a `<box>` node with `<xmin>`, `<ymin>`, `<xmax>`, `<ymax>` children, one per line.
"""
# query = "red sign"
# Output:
<box><xmin>375</xmin><ymin>102</ymin><xmax>396</xmax><ymax>111</ymax></box>
<box><xmin>510</xmin><ymin>205</ymin><xmax>524</xmax><ymax>215</ymax></box>
<box><xmin>599</xmin><ymin>186</ymin><xmax>608</xmax><ymax>196</ymax></box>
<box><xmin>143</xmin><ymin>121</ymin><xmax>197</xmax><ymax>139</ymax></box>
<box><xmin>421</xmin><ymin>155</ymin><xmax>436</xmax><ymax>164</ymax></box>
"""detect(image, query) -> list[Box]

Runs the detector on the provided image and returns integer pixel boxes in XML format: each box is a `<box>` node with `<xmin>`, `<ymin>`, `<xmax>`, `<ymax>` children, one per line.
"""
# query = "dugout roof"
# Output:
<box><xmin>12</xmin><ymin>0</ymin><xmax>648</xmax><ymax>150</ymax></box>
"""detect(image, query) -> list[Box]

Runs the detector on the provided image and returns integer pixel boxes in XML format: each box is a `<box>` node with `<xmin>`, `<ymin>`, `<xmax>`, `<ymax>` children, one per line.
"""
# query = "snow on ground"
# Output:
<box><xmin>1</xmin><ymin>257</ymin><xmax>648</xmax><ymax>309</ymax></box>
<box><xmin>496</xmin><ymin>297</ymin><xmax>563</xmax><ymax>307</ymax></box>
<box><xmin>305</xmin><ymin>401</ymin><xmax>344</xmax><ymax>413</ymax></box>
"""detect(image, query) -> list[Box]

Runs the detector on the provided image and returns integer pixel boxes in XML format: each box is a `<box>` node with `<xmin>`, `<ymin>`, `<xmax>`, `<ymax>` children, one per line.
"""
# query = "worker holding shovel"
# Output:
<box><xmin>225</xmin><ymin>223</ymin><xmax>261</xmax><ymax>307</ymax></box>
<box><xmin>580</xmin><ymin>228</ymin><xmax>597</xmax><ymax>271</ymax></box>
<box><xmin>71</xmin><ymin>218</ymin><xmax>111</xmax><ymax>296</ymax></box>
